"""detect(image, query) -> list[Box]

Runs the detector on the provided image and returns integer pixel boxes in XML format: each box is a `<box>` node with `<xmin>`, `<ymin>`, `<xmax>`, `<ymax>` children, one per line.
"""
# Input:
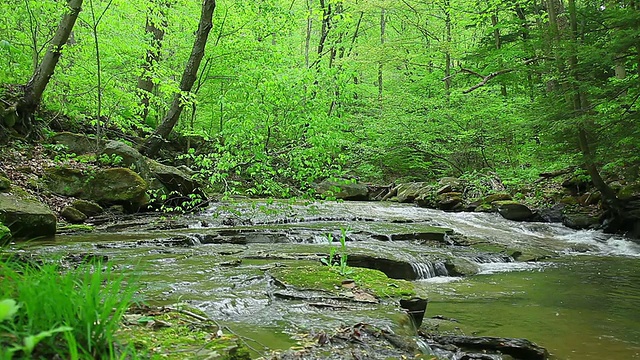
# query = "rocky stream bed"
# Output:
<box><xmin>7</xmin><ymin>200</ymin><xmax>640</xmax><ymax>359</ymax></box>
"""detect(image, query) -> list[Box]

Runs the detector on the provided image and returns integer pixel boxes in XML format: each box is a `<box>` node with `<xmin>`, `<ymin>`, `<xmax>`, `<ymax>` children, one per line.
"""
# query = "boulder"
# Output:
<box><xmin>427</xmin><ymin>335</ymin><xmax>549</xmax><ymax>360</ymax></box>
<box><xmin>563</xmin><ymin>213</ymin><xmax>600</xmax><ymax>230</ymax></box>
<box><xmin>0</xmin><ymin>188</ymin><xmax>56</xmax><ymax>239</ymax></box>
<box><xmin>539</xmin><ymin>203</ymin><xmax>565</xmax><ymax>223</ymax></box>
<box><xmin>445</xmin><ymin>257</ymin><xmax>481</xmax><ymax>276</ymax></box>
<box><xmin>101</xmin><ymin>140</ymin><xmax>149</xmax><ymax>172</ymax></box>
<box><xmin>147</xmin><ymin>159</ymin><xmax>200</xmax><ymax>195</ymax></box>
<box><xmin>61</xmin><ymin>206</ymin><xmax>87</xmax><ymax>224</ymax></box>
<box><xmin>315</xmin><ymin>180</ymin><xmax>369</xmax><ymax>200</ymax></box>
<box><xmin>85</xmin><ymin>168</ymin><xmax>148</xmax><ymax>209</ymax></box>
<box><xmin>0</xmin><ymin>176</ymin><xmax>10</xmax><ymax>191</ymax></box>
<box><xmin>395</xmin><ymin>182</ymin><xmax>432</xmax><ymax>203</ymax></box>
<box><xmin>50</xmin><ymin>132</ymin><xmax>100</xmax><ymax>154</ymax></box>
<box><xmin>437</xmin><ymin>192</ymin><xmax>463</xmax><ymax>211</ymax></box>
<box><xmin>44</xmin><ymin>166</ymin><xmax>87</xmax><ymax>197</ymax></box>
<box><xmin>495</xmin><ymin>201</ymin><xmax>534</xmax><ymax>221</ymax></box>
<box><xmin>71</xmin><ymin>199</ymin><xmax>104</xmax><ymax>217</ymax></box>
<box><xmin>438</xmin><ymin>177</ymin><xmax>465</xmax><ymax>192</ymax></box>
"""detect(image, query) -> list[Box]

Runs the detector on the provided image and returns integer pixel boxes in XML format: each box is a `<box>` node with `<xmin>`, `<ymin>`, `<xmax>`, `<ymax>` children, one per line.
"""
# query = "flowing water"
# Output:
<box><xmin>16</xmin><ymin>200</ymin><xmax>640</xmax><ymax>359</ymax></box>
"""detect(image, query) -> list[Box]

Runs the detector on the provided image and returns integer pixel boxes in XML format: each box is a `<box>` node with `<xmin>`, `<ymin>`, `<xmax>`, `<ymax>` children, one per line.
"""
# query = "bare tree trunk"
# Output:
<box><xmin>16</xmin><ymin>0</ymin><xmax>83</xmax><ymax>136</ymax></box>
<box><xmin>138</xmin><ymin>0</ymin><xmax>169</xmax><ymax>122</ymax></box>
<box><xmin>139</xmin><ymin>0</ymin><xmax>216</xmax><ymax>158</ymax></box>
<box><xmin>305</xmin><ymin>0</ymin><xmax>312</xmax><ymax>68</ymax></box>
<box><xmin>444</xmin><ymin>0</ymin><xmax>452</xmax><ymax>95</ymax></box>
<box><xmin>378</xmin><ymin>8</ymin><xmax>386</xmax><ymax>103</ymax></box>
<box><xmin>491</xmin><ymin>12</ymin><xmax>507</xmax><ymax>97</ymax></box>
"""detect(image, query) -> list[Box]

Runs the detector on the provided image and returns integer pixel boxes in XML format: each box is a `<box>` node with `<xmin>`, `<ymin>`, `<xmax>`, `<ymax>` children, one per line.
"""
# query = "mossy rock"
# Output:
<box><xmin>61</xmin><ymin>206</ymin><xmax>87</xmax><ymax>224</ymax></box>
<box><xmin>484</xmin><ymin>192</ymin><xmax>512</xmax><ymax>203</ymax></box>
<box><xmin>50</xmin><ymin>132</ymin><xmax>100</xmax><ymax>154</ymax></box>
<box><xmin>315</xmin><ymin>179</ymin><xmax>369</xmax><ymax>200</ymax></box>
<box><xmin>268</xmin><ymin>265</ymin><xmax>416</xmax><ymax>298</ymax></box>
<box><xmin>618</xmin><ymin>183</ymin><xmax>640</xmax><ymax>200</ymax></box>
<box><xmin>0</xmin><ymin>188</ymin><xmax>56</xmax><ymax>239</ymax></box>
<box><xmin>86</xmin><ymin>168</ymin><xmax>148</xmax><ymax>209</ymax></box>
<box><xmin>57</xmin><ymin>224</ymin><xmax>95</xmax><ymax>234</ymax></box>
<box><xmin>437</xmin><ymin>192</ymin><xmax>463</xmax><ymax>211</ymax></box>
<box><xmin>72</xmin><ymin>199</ymin><xmax>104</xmax><ymax>217</ymax></box>
<box><xmin>44</xmin><ymin>166</ymin><xmax>87</xmax><ymax>197</ymax></box>
<box><xmin>0</xmin><ymin>176</ymin><xmax>10</xmax><ymax>191</ymax></box>
<box><xmin>445</xmin><ymin>257</ymin><xmax>481</xmax><ymax>276</ymax></box>
<box><xmin>474</xmin><ymin>203</ymin><xmax>494</xmax><ymax>213</ymax></box>
<box><xmin>395</xmin><ymin>182</ymin><xmax>433</xmax><ymax>203</ymax></box>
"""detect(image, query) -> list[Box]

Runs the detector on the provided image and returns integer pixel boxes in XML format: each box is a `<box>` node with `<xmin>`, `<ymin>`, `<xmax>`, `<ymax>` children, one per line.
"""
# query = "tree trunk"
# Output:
<box><xmin>378</xmin><ymin>8</ymin><xmax>386</xmax><ymax>103</ymax></box>
<box><xmin>444</xmin><ymin>0</ymin><xmax>452</xmax><ymax>94</ymax></box>
<box><xmin>139</xmin><ymin>0</ymin><xmax>216</xmax><ymax>158</ymax></box>
<box><xmin>16</xmin><ymin>0</ymin><xmax>83</xmax><ymax>136</ymax></box>
<box><xmin>138</xmin><ymin>0</ymin><xmax>169</xmax><ymax>122</ymax></box>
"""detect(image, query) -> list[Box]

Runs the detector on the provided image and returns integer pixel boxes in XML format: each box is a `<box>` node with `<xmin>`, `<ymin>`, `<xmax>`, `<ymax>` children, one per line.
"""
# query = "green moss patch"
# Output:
<box><xmin>117</xmin><ymin>309</ymin><xmax>250</xmax><ymax>360</ymax></box>
<box><xmin>269</xmin><ymin>265</ymin><xmax>416</xmax><ymax>298</ymax></box>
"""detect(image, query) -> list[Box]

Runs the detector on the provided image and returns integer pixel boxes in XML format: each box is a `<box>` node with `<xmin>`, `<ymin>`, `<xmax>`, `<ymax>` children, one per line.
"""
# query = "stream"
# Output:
<box><xmin>16</xmin><ymin>200</ymin><xmax>640</xmax><ymax>359</ymax></box>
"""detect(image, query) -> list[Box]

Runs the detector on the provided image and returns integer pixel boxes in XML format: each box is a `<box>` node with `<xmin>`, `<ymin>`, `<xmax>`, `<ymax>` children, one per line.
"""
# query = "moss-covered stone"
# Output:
<box><xmin>445</xmin><ymin>257</ymin><xmax>481</xmax><ymax>276</ymax></box>
<box><xmin>57</xmin><ymin>224</ymin><xmax>95</xmax><ymax>233</ymax></box>
<box><xmin>72</xmin><ymin>199</ymin><xmax>104</xmax><ymax>217</ymax></box>
<box><xmin>44</xmin><ymin>166</ymin><xmax>87</xmax><ymax>197</ymax></box>
<box><xmin>395</xmin><ymin>182</ymin><xmax>433</xmax><ymax>203</ymax></box>
<box><xmin>0</xmin><ymin>187</ymin><xmax>56</xmax><ymax>239</ymax></box>
<box><xmin>618</xmin><ymin>183</ymin><xmax>640</xmax><ymax>200</ymax></box>
<box><xmin>315</xmin><ymin>180</ymin><xmax>369</xmax><ymax>200</ymax></box>
<box><xmin>268</xmin><ymin>265</ymin><xmax>416</xmax><ymax>298</ymax></box>
<box><xmin>50</xmin><ymin>132</ymin><xmax>100</xmax><ymax>154</ymax></box>
<box><xmin>0</xmin><ymin>176</ymin><xmax>10</xmax><ymax>191</ymax></box>
<box><xmin>61</xmin><ymin>206</ymin><xmax>87</xmax><ymax>223</ymax></box>
<box><xmin>484</xmin><ymin>192</ymin><xmax>512</xmax><ymax>203</ymax></box>
<box><xmin>86</xmin><ymin>168</ymin><xmax>148</xmax><ymax>209</ymax></box>
<box><xmin>494</xmin><ymin>201</ymin><xmax>533</xmax><ymax>221</ymax></box>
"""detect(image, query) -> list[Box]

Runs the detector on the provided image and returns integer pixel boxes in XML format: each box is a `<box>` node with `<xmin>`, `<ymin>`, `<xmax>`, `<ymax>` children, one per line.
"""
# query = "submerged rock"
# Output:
<box><xmin>426</xmin><ymin>335</ymin><xmax>549</xmax><ymax>360</ymax></box>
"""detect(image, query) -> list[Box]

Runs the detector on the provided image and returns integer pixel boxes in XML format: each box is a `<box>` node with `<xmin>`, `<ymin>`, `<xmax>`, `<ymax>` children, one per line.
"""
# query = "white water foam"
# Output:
<box><xmin>478</xmin><ymin>261</ymin><xmax>548</xmax><ymax>274</ymax></box>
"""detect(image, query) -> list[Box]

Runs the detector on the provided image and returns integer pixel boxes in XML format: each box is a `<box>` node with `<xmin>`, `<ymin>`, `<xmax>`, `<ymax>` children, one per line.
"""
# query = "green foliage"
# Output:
<box><xmin>320</xmin><ymin>227</ymin><xmax>352</xmax><ymax>276</ymax></box>
<box><xmin>0</xmin><ymin>259</ymin><xmax>139</xmax><ymax>359</ymax></box>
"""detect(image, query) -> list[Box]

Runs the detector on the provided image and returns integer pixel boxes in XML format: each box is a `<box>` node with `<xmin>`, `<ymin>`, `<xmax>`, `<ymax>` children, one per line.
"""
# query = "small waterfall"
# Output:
<box><xmin>470</xmin><ymin>253</ymin><xmax>514</xmax><ymax>263</ymax></box>
<box><xmin>411</xmin><ymin>261</ymin><xmax>449</xmax><ymax>279</ymax></box>
<box><xmin>184</xmin><ymin>234</ymin><xmax>203</xmax><ymax>246</ymax></box>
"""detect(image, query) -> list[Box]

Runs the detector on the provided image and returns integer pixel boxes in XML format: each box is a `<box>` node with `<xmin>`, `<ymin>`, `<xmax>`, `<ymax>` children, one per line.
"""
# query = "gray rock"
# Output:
<box><xmin>437</xmin><ymin>192</ymin><xmax>463</xmax><ymax>211</ymax></box>
<box><xmin>71</xmin><ymin>199</ymin><xmax>104</xmax><ymax>217</ymax></box>
<box><xmin>0</xmin><ymin>188</ymin><xmax>56</xmax><ymax>239</ymax></box>
<box><xmin>395</xmin><ymin>182</ymin><xmax>433</xmax><ymax>203</ymax></box>
<box><xmin>438</xmin><ymin>177</ymin><xmax>465</xmax><ymax>192</ymax></box>
<box><xmin>44</xmin><ymin>166</ymin><xmax>87</xmax><ymax>197</ymax></box>
<box><xmin>495</xmin><ymin>201</ymin><xmax>534</xmax><ymax>221</ymax></box>
<box><xmin>563</xmin><ymin>213</ymin><xmax>600</xmax><ymax>229</ymax></box>
<box><xmin>50</xmin><ymin>132</ymin><xmax>100</xmax><ymax>154</ymax></box>
<box><xmin>85</xmin><ymin>168</ymin><xmax>148</xmax><ymax>210</ymax></box>
<box><xmin>147</xmin><ymin>159</ymin><xmax>200</xmax><ymax>195</ymax></box>
<box><xmin>445</xmin><ymin>257</ymin><xmax>481</xmax><ymax>276</ymax></box>
<box><xmin>539</xmin><ymin>203</ymin><xmax>565</xmax><ymax>223</ymax></box>
<box><xmin>315</xmin><ymin>180</ymin><xmax>369</xmax><ymax>200</ymax></box>
<box><xmin>101</xmin><ymin>140</ymin><xmax>149</xmax><ymax>172</ymax></box>
<box><xmin>61</xmin><ymin>206</ymin><xmax>87</xmax><ymax>223</ymax></box>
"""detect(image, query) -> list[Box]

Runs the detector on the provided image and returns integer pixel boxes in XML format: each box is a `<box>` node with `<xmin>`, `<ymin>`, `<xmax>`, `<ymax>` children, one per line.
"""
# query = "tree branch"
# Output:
<box><xmin>449</xmin><ymin>58</ymin><xmax>540</xmax><ymax>94</ymax></box>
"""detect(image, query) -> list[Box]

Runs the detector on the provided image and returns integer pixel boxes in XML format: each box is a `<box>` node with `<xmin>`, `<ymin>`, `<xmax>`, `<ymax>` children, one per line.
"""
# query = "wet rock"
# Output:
<box><xmin>315</xmin><ymin>180</ymin><xmax>369</xmax><ymax>200</ymax></box>
<box><xmin>50</xmin><ymin>132</ymin><xmax>100</xmax><ymax>154</ymax></box>
<box><xmin>400</xmin><ymin>297</ymin><xmax>428</xmax><ymax>329</ymax></box>
<box><xmin>61</xmin><ymin>206</ymin><xmax>87</xmax><ymax>223</ymax></box>
<box><xmin>562</xmin><ymin>212</ymin><xmax>600</xmax><ymax>229</ymax></box>
<box><xmin>269</xmin><ymin>324</ymin><xmax>422</xmax><ymax>360</ymax></box>
<box><xmin>426</xmin><ymin>335</ymin><xmax>549</xmax><ymax>360</ymax></box>
<box><xmin>495</xmin><ymin>201</ymin><xmax>533</xmax><ymax>221</ymax></box>
<box><xmin>538</xmin><ymin>203</ymin><xmax>565</xmax><ymax>223</ymax></box>
<box><xmin>445</xmin><ymin>257</ymin><xmax>481</xmax><ymax>276</ymax></box>
<box><xmin>147</xmin><ymin>159</ymin><xmax>201</xmax><ymax>196</ymax></box>
<box><xmin>0</xmin><ymin>188</ymin><xmax>56</xmax><ymax>239</ymax></box>
<box><xmin>438</xmin><ymin>192</ymin><xmax>463</xmax><ymax>211</ymax></box>
<box><xmin>347</xmin><ymin>254</ymin><xmax>423</xmax><ymax>280</ymax></box>
<box><xmin>389</xmin><ymin>227</ymin><xmax>453</xmax><ymax>242</ymax></box>
<box><xmin>72</xmin><ymin>199</ymin><xmax>104</xmax><ymax>217</ymax></box>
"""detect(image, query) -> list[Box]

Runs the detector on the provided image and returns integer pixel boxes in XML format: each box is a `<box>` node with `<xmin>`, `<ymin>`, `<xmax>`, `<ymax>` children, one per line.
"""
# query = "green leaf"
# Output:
<box><xmin>0</xmin><ymin>299</ymin><xmax>19</xmax><ymax>322</ymax></box>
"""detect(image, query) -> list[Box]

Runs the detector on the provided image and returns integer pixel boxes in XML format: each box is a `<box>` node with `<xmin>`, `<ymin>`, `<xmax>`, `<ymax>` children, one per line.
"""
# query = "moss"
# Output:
<box><xmin>117</xmin><ymin>311</ymin><xmax>250</xmax><ymax>360</ymax></box>
<box><xmin>0</xmin><ymin>176</ymin><xmax>10</xmax><ymax>191</ymax></box>
<box><xmin>268</xmin><ymin>265</ymin><xmax>416</xmax><ymax>298</ymax></box>
<box><xmin>57</xmin><ymin>224</ymin><xmax>95</xmax><ymax>233</ymax></box>
<box><xmin>0</xmin><ymin>222</ymin><xmax>11</xmax><ymax>243</ymax></box>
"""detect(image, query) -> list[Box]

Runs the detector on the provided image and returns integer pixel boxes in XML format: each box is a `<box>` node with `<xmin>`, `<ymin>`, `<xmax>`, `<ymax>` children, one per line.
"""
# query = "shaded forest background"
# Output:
<box><xmin>1</xmin><ymin>0</ymin><xmax>639</xmax><ymax>197</ymax></box>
